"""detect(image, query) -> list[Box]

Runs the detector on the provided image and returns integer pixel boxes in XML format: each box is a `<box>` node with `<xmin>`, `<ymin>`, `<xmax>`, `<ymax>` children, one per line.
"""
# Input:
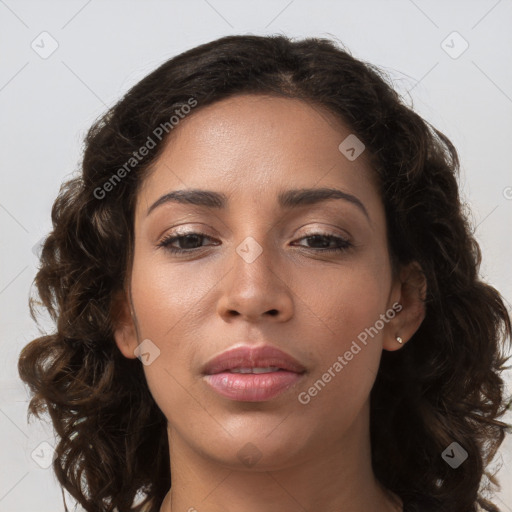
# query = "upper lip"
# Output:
<box><xmin>202</xmin><ymin>345</ymin><xmax>306</xmax><ymax>375</ymax></box>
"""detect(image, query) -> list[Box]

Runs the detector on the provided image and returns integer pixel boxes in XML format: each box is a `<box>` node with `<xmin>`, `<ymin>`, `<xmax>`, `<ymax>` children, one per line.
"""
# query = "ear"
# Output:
<box><xmin>112</xmin><ymin>290</ymin><xmax>139</xmax><ymax>359</ymax></box>
<box><xmin>383</xmin><ymin>261</ymin><xmax>427</xmax><ymax>351</ymax></box>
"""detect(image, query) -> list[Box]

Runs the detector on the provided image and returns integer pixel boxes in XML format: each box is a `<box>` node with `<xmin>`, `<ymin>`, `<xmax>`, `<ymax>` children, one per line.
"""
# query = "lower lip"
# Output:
<box><xmin>204</xmin><ymin>371</ymin><xmax>303</xmax><ymax>401</ymax></box>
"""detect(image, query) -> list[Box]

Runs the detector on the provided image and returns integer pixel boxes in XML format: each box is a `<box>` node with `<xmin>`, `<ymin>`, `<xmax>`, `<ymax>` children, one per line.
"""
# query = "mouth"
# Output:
<box><xmin>202</xmin><ymin>345</ymin><xmax>306</xmax><ymax>402</ymax></box>
<box><xmin>227</xmin><ymin>366</ymin><xmax>283</xmax><ymax>373</ymax></box>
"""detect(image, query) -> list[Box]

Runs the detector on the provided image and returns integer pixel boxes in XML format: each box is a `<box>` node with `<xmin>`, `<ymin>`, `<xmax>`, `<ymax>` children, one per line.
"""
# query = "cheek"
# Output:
<box><xmin>297</xmin><ymin>259</ymin><xmax>391</xmax><ymax>349</ymax></box>
<box><xmin>128</xmin><ymin>259</ymin><xmax>213</xmax><ymax>423</ymax></box>
<box><xmin>292</xmin><ymin>262</ymin><xmax>391</xmax><ymax>405</ymax></box>
<box><xmin>130</xmin><ymin>255</ymin><xmax>217</xmax><ymax>339</ymax></box>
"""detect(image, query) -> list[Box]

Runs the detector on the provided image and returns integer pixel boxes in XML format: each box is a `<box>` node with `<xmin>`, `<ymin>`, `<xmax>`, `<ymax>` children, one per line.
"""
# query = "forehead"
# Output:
<box><xmin>136</xmin><ymin>94</ymin><xmax>379</xmax><ymax>214</ymax></box>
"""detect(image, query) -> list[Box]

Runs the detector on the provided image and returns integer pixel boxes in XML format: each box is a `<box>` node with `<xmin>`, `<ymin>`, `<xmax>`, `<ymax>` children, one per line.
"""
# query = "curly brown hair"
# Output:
<box><xmin>18</xmin><ymin>34</ymin><xmax>511</xmax><ymax>512</ymax></box>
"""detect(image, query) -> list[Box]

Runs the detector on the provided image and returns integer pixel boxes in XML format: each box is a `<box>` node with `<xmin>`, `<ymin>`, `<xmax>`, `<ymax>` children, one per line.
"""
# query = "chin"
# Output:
<box><xmin>203</xmin><ymin>432</ymin><xmax>309</xmax><ymax>471</ymax></box>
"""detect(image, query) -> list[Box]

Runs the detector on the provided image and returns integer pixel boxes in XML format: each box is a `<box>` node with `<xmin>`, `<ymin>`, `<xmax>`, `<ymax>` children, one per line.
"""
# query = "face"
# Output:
<box><xmin>115</xmin><ymin>94</ymin><xmax>417</xmax><ymax>470</ymax></box>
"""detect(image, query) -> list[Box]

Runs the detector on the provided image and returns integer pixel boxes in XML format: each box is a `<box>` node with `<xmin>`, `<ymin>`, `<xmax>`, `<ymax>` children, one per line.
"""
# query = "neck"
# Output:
<box><xmin>159</xmin><ymin>404</ymin><xmax>402</xmax><ymax>512</ymax></box>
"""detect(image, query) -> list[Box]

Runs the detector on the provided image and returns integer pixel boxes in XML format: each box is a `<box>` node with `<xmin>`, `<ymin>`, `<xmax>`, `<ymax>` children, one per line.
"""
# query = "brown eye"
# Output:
<box><xmin>158</xmin><ymin>232</ymin><xmax>219</xmax><ymax>253</ymax></box>
<box><xmin>292</xmin><ymin>233</ymin><xmax>352</xmax><ymax>253</ymax></box>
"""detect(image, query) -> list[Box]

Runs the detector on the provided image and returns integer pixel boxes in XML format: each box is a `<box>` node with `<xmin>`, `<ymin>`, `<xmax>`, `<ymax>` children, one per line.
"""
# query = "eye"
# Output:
<box><xmin>291</xmin><ymin>233</ymin><xmax>352</xmax><ymax>253</ymax></box>
<box><xmin>157</xmin><ymin>232</ymin><xmax>219</xmax><ymax>254</ymax></box>
<box><xmin>157</xmin><ymin>231</ymin><xmax>352</xmax><ymax>255</ymax></box>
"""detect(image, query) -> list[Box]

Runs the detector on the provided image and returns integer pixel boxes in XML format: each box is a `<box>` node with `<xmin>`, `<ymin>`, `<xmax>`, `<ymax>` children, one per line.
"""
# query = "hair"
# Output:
<box><xmin>18</xmin><ymin>34</ymin><xmax>511</xmax><ymax>512</ymax></box>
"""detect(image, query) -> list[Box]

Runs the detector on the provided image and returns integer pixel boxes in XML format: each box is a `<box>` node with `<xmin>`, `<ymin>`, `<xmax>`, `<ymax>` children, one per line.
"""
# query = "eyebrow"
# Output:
<box><xmin>146</xmin><ymin>187</ymin><xmax>370</xmax><ymax>220</ymax></box>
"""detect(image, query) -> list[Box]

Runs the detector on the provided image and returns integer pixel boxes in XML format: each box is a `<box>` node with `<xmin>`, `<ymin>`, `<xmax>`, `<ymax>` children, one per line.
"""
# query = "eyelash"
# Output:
<box><xmin>157</xmin><ymin>231</ymin><xmax>353</xmax><ymax>255</ymax></box>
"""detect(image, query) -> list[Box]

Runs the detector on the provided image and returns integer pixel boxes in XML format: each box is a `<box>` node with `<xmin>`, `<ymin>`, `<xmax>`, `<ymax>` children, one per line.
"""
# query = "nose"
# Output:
<box><xmin>216</xmin><ymin>240</ymin><xmax>294</xmax><ymax>323</ymax></box>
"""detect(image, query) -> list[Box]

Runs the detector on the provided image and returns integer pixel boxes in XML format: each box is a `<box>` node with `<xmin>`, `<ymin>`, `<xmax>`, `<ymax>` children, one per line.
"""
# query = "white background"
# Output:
<box><xmin>1</xmin><ymin>0</ymin><xmax>511</xmax><ymax>510</ymax></box>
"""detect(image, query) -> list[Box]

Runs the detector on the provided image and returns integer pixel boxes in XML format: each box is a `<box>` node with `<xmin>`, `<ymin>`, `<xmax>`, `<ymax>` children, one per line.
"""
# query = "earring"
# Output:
<box><xmin>396</xmin><ymin>336</ymin><xmax>403</xmax><ymax>344</ymax></box>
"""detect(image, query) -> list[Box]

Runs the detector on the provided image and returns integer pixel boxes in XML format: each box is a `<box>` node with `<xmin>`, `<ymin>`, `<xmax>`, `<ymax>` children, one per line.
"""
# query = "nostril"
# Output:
<box><xmin>267</xmin><ymin>309</ymin><xmax>279</xmax><ymax>316</ymax></box>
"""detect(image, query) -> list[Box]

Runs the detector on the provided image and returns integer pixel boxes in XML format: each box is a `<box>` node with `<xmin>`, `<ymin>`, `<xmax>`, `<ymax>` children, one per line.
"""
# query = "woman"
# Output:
<box><xmin>18</xmin><ymin>34</ymin><xmax>511</xmax><ymax>512</ymax></box>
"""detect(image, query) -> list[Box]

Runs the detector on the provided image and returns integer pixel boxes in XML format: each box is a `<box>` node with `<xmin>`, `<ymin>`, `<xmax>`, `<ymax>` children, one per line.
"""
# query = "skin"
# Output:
<box><xmin>114</xmin><ymin>94</ymin><xmax>426</xmax><ymax>512</ymax></box>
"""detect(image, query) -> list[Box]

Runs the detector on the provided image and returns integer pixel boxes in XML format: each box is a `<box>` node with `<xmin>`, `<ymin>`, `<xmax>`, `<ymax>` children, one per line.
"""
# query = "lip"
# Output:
<box><xmin>202</xmin><ymin>345</ymin><xmax>306</xmax><ymax>375</ymax></box>
<box><xmin>202</xmin><ymin>345</ymin><xmax>306</xmax><ymax>402</ymax></box>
